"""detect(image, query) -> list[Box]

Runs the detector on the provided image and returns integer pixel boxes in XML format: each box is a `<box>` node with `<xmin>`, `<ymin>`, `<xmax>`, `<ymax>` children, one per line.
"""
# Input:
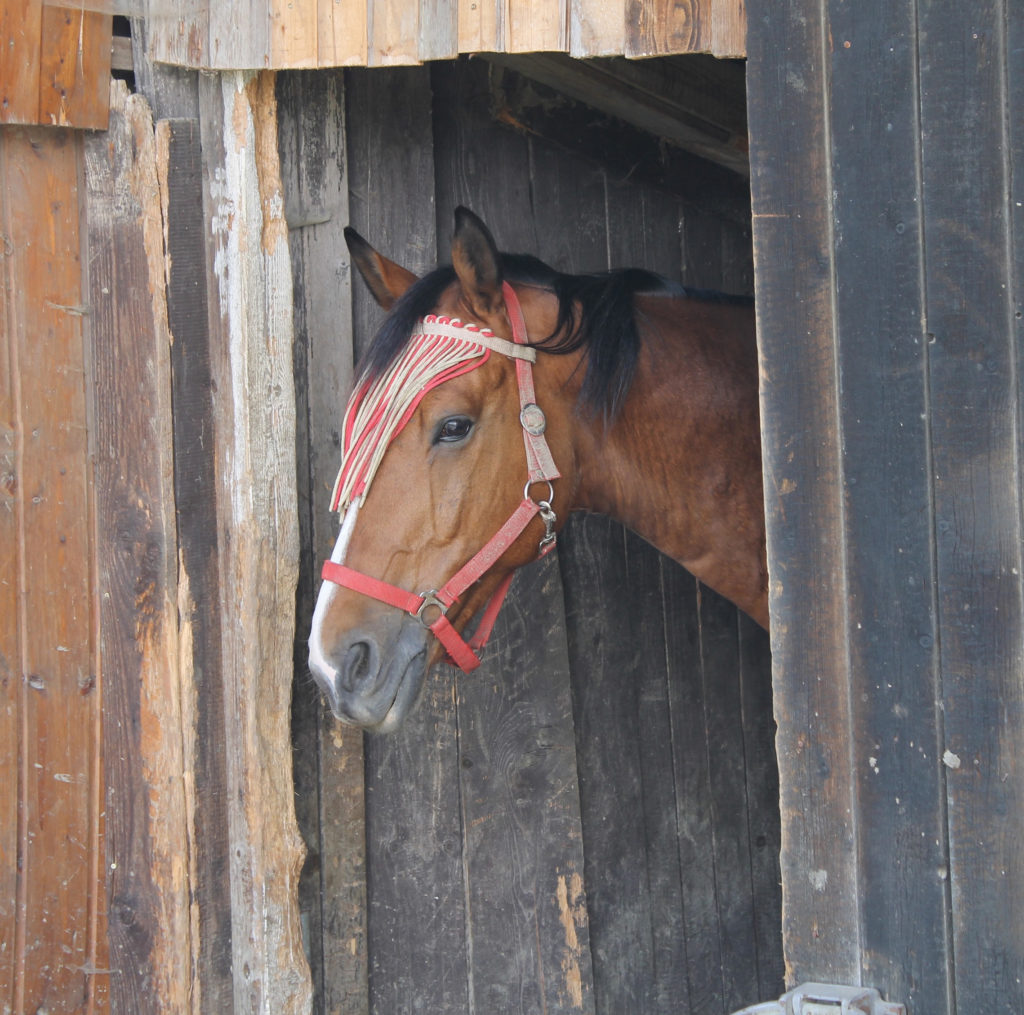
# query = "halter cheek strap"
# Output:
<box><xmin>320</xmin><ymin>282</ymin><xmax>561</xmax><ymax>673</ymax></box>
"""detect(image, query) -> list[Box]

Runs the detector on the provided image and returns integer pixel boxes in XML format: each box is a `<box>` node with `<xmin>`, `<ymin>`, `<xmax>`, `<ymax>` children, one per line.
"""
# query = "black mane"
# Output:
<box><xmin>358</xmin><ymin>252</ymin><xmax>748</xmax><ymax>423</ymax></box>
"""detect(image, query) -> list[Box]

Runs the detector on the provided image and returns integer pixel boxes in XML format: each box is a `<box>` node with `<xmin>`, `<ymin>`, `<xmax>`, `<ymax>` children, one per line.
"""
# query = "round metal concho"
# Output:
<box><xmin>520</xmin><ymin>402</ymin><xmax>547</xmax><ymax>436</ymax></box>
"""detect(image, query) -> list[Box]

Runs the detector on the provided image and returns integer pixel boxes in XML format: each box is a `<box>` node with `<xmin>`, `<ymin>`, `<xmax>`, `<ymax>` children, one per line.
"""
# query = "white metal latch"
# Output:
<box><xmin>731</xmin><ymin>982</ymin><xmax>906</xmax><ymax>1015</ymax></box>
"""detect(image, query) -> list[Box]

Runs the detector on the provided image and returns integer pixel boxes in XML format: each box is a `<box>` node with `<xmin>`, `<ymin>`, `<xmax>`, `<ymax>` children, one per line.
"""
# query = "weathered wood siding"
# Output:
<box><xmin>145</xmin><ymin>0</ymin><xmax>746</xmax><ymax>69</ymax></box>
<box><xmin>1</xmin><ymin>123</ymin><xmax>109</xmax><ymax>1015</ymax></box>
<box><xmin>747</xmin><ymin>0</ymin><xmax>1024</xmax><ymax>1010</ymax></box>
<box><xmin>283</xmin><ymin>56</ymin><xmax>781</xmax><ymax>1014</ymax></box>
<box><xmin>0</xmin><ymin>0</ymin><xmax>112</xmax><ymax>127</ymax></box>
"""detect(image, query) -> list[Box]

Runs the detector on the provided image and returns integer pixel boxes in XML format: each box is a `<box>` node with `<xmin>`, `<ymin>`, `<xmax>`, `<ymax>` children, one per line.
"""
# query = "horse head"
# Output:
<box><xmin>308</xmin><ymin>209</ymin><xmax>579</xmax><ymax>731</ymax></box>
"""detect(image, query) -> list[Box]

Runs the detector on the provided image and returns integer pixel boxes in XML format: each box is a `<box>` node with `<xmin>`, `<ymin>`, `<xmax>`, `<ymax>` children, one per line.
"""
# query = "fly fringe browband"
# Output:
<box><xmin>320</xmin><ymin>282</ymin><xmax>561</xmax><ymax>672</ymax></box>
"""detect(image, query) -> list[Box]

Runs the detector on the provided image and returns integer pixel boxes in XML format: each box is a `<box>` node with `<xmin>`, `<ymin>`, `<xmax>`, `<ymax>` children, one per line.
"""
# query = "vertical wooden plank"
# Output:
<box><xmin>508</xmin><ymin>0</ymin><xmax>567</xmax><ymax>53</ymax></box>
<box><xmin>199</xmin><ymin>69</ymin><xmax>311</xmax><ymax>1015</ymax></box>
<box><xmin>626</xmin><ymin>0</ymin><xmax>705</xmax><ymax>57</ymax></box>
<box><xmin>271</xmin><ymin>0</ymin><xmax>318</xmax><ymax>67</ymax></box>
<box><xmin>85</xmin><ymin>83</ymin><xmax>190</xmax><ymax>1015</ymax></box>
<box><xmin>318</xmin><ymin>0</ymin><xmax>368</xmax><ymax>65</ymax></box>
<box><xmin>458</xmin><ymin>0</ymin><xmax>501</xmax><ymax>57</ymax></box>
<box><xmin>0</xmin><ymin>127</ymin><xmax>19</xmax><ymax>1015</ymax></box>
<box><xmin>0</xmin><ymin>125</ymin><xmax>103</xmax><ymax>1013</ymax></box>
<box><xmin>746</xmin><ymin>0</ymin><xmax>861</xmax><ymax>985</ymax></box>
<box><xmin>711</xmin><ymin>0</ymin><xmax>746</xmax><ymax>58</ymax></box>
<box><xmin>278</xmin><ymin>67</ymin><xmax>368</xmax><ymax>1015</ymax></box>
<box><xmin>156</xmin><ymin>115</ymin><xmax>237</xmax><ymax>1014</ymax></box>
<box><xmin>418</xmin><ymin>0</ymin><xmax>458</xmax><ymax>60</ymax></box>
<box><xmin>37</xmin><ymin>6</ymin><xmax>112</xmax><ymax>128</ymax></box>
<box><xmin>457</xmin><ymin>555</ymin><xmax>596</xmax><ymax>1015</ymax></box>
<box><xmin>569</xmin><ymin>0</ymin><xmax>624</xmax><ymax>57</ymax></box>
<box><xmin>208</xmin><ymin>0</ymin><xmax>270</xmax><ymax>68</ymax></box>
<box><xmin>145</xmin><ymin>0</ymin><xmax>210</xmax><ymax>70</ymax></box>
<box><xmin>369</xmin><ymin>0</ymin><xmax>420</xmax><ymax>64</ymax></box>
<box><xmin>826</xmin><ymin>2</ymin><xmax>952</xmax><ymax>1010</ymax></box>
<box><xmin>0</xmin><ymin>0</ymin><xmax>42</xmax><ymax>123</ymax></box>
<box><xmin>919</xmin><ymin>1</ymin><xmax>1024</xmax><ymax>1009</ymax></box>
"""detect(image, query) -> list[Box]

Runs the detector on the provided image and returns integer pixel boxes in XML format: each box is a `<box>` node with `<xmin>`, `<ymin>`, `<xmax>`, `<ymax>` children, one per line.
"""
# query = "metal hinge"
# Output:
<box><xmin>731</xmin><ymin>982</ymin><xmax>906</xmax><ymax>1015</ymax></box>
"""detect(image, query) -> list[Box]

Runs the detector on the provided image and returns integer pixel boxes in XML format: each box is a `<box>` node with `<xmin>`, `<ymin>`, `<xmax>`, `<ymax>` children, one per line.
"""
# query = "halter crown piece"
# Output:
<box><xmin>320</xmin><ymin>282</ymin><xmax>561</xmax><ymax>673</ymax></box>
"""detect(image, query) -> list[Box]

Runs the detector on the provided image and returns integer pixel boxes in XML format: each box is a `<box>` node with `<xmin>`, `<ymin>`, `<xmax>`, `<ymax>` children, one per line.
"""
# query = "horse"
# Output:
<box><xmin>309</xmin><ymin>207</ymin><xmax>766</xmax><ymax>732</ymax></box>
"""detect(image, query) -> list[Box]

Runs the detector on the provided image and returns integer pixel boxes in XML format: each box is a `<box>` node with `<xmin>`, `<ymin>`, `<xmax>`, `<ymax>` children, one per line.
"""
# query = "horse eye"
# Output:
<box><xmin>435</xmin><ymin>416</ymin><xmax>473</xmax><ymax>444</ymax></box>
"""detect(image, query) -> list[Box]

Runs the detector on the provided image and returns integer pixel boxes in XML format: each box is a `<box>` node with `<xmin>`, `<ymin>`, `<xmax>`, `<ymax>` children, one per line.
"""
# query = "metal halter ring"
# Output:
<box><xmin>524</xmin><ymin>479</ymin><xmax>555</xmax><ymax>506</ymax></box>
<box><xmin>414</xmin><ymin>590</ymin><xmax>449</xmax><ymax>627</ymax></box>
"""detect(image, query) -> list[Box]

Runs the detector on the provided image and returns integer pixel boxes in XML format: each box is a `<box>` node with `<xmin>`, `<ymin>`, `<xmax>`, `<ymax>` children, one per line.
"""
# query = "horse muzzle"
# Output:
<box><xmin>308</xmin><ymin>607</ymin><xmax>430</xmax><ymax>732</ymax></box>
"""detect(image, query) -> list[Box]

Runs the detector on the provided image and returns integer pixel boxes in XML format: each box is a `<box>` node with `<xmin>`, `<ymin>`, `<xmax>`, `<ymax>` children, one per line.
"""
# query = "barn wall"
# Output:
<box><xmin>283</xmin><ymin>55</ymin><xmax>782</xmax><ymax>1014</ymax></box>
<box><xmin>145</xmin><ymin>0</ymin><xmax>746</xmax><ymax>69</ymax></box>
<box><xmin>747</xmin><ymin>0</ymin><xmax>1023</xmax><ymax>1010</ymax></box>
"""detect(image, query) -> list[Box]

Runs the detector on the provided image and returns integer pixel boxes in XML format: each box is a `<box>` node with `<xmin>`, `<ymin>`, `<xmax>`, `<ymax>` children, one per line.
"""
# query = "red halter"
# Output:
<box><xmin>320</xmin><ymin>283</ymin><xmax>561</xmax><ymax>672</ymax></box>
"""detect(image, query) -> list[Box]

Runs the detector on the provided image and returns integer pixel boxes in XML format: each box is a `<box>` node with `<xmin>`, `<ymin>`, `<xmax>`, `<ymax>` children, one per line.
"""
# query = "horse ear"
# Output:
<box><xmin>344</xmin><ymin>226</ymin><xmax>419</xmax><ymax>310</ymax></box>
<box><xmin>451</xmin><ymin>207</ymin><xmax>506</xmax><ymax>319</ymax></box>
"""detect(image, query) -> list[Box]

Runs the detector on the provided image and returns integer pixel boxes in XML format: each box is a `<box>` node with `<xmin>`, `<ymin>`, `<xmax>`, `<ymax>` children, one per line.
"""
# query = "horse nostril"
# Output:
<box><xmin>340</xmin><ymin>639</ymin><xmax>377</xmax><ymax>695</ymax></box>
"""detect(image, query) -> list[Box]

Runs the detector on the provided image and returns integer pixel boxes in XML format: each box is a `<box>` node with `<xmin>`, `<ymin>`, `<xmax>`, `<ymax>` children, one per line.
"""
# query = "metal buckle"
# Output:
<box><xmin>414</xmin><ymin>590</ymin><xmax>448</xmax><ymax>627</ymax></box>
<box><xmin>519</xmin><ymin>402</ymin><xmax>547</xmax><ymax>436</ymax></box>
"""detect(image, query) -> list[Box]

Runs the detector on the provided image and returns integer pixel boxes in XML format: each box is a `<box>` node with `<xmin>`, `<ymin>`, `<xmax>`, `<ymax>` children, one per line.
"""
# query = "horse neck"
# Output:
<box><xmin>555</xmin><ymin>295</ymin><xmax>768</xmax><ymax>627</ymax></box>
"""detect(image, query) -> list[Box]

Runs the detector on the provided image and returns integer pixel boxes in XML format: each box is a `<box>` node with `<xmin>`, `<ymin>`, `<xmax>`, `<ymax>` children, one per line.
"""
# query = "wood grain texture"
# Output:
<box><xmin>86</xmin><ymin>83</ymin><xmax>188</xmax><ymax>1015</ymax></box>
<box><xmin>0</xmin><ymin>0</ymin><xmax>111</xmax><ymax>127</ymax></box>
<box><xmin>919</xmin><ymin>0</ymin><xmax>1024</xmax><ymax>1008</ymax></box>
<box><xmin>143</xmin><ymin>0</ymin><xmax>748</xmax><ymax>66</ymax></box>
<box><xmin>199</xmin><ymin>70</ymin><xmax>311</xmax><ymax>1015</ymax></box>
<box><xmin>157</xmin><ymin>114</ymin><xmax>237</xmax><ymax>1013</ymax></box>
<box><xmin>0</xmin><ymin>125</ymin><xmax>105</xmax><ymax>1013</ymax></box>
<box><xmin>746</xmin><ymin>0</ymin><xmax>861</xmax><ymax>987</ymax></box>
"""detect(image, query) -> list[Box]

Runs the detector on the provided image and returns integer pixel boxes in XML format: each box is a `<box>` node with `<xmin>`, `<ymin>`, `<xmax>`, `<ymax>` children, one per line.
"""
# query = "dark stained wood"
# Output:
<box><xmin>277</xmin><ymin>67</ymin><xmax>368</xmax><ymax>1015</ymax></box>
<box><xmin>826</xmin><ymin>2</ymin><xmax>950</xmax><ymax>1010</ymax></box>
<box><xmin>160</xmin><ymin>116</ymin><xmax>237</xmax><ymax>1014</ymax></box>
<box><xmin>457</xmin><ymin>555</ymin><xmax>596</xmax><ymax>1014</ymax></box>
<box><xmin>747</xmin><ymin>0</ymin><xmax>1023</xmax><ymax>1008</ymax></box>
<box><xmin>918</xmin><ymin>0</ymin><xmax>1023</xmax><ymax>1009</ymax></box>
<box><xmin>1</xmin><ymin>125</ymin><xmax>106</xmax><ymax>1014</ymax></box>
<box><xmin>746</xmin><ymin>0</ymin><xmax>862</xmax><ymax>987</ymax></box>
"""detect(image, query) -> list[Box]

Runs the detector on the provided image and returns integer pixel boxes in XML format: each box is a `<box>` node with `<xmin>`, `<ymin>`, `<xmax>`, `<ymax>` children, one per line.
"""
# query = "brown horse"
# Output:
<box><xmin>309</xmin><ymin>208</ymin><xmax>766</xmax><ymax>731</ymax></box>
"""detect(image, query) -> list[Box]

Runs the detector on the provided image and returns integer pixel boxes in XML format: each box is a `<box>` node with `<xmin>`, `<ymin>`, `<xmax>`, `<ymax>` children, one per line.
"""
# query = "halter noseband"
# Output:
<box><xmin>320</xmin><ymin>282</ymin><xmax>560</xmax><ymax>673</ymax></box>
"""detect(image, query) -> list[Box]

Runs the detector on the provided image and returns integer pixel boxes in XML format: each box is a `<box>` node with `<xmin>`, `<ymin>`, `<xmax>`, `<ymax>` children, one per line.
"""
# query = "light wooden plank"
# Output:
<box><xmin>317</xmin><ymin>0</ymin><xmax>368</xmax><ymax>65</ymax></box>
<box><xmin>458</xmin><ymin>0</ymin><xmax>500</xmax><ymax>55</ymax></box>
<box><xmin>199</xmin><ymin>69</ymin><xmax>311</xmax><ymax>1014</ymax></box>
<box><xmin>508</xmin><ymin>0</ymin><xmax>566</xmax><ymax>53</ymax></box>
<box><xmin>208</xmin><ymin>0</ymin><xmax>269</xmax><ymax>68</ymax></box>
<box><xmin>569</xmin><ymin>0</ymin><xmax>624</xmax><ymax>57</ymax></box>
<box><xmin>418</xmin><ymin>0</ymin><xmax>457</xmax><ymax>59</ymax></box>
<box><xmin>369</xmin><ymin>0</ymin><xmax>420</xmax><ymax>65</ymax></box>
<box><xmin>711</xmin><ymin>0</ymin><xmax>745</xmax><ymax>57</ymax></box>
<box><xmin>0</xmin><ymin>0</ymin><xmax>42</xmax><ymax>123</ymax></box>
<box><xmin>1</xmin><ymin>124</ymin><xmax>103</xmax><ymax>1013</ymax></box>
<box><xmin>145</xmin><ymin>0</ymin><xmax>210</xmax><ymax>69</ymax></box>
<box><xmin>271</xmin><ymin>0</ymin><xmax>318</xmax><ymax>67</ymax></box>
<box><xmin>37</xmin><ymin>6</ymin><xmax>112</xmax><ymax>128</ymax></box>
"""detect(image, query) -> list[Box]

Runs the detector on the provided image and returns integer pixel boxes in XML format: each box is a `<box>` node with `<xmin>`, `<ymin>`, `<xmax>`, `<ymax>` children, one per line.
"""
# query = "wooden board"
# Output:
<box><xmin>0</xmin><ymin>125</ymin><xmax>107</xmax><ymax>1012</ymax></box>
<box><xmin>143</xmin><ymin>0</ymin><xmax>747</xmax><ymax>67</ymax></box>
<box><xmin>918</xmin><ymin>1</ymin><xmax>1023</xmax><ymax>1008</ymax></box>
<box><xmin>197</xmin><ymin>70</ymin><xmax>311</xmax><ymax>1015</ymax></box>
<box><xmin>0</xmin><ymin>1</ymin><xmax>112</xmax><ymax>127</ymax></box>
<box><xmin>85</xmin><ymin>83</ymin><xmax>187</xmax><ymax>1015</ymax></box>
<box><xmin>747</xmin><ymin>0</ymin><xmax>1023</xmax><ymax>1007</ymax></box>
